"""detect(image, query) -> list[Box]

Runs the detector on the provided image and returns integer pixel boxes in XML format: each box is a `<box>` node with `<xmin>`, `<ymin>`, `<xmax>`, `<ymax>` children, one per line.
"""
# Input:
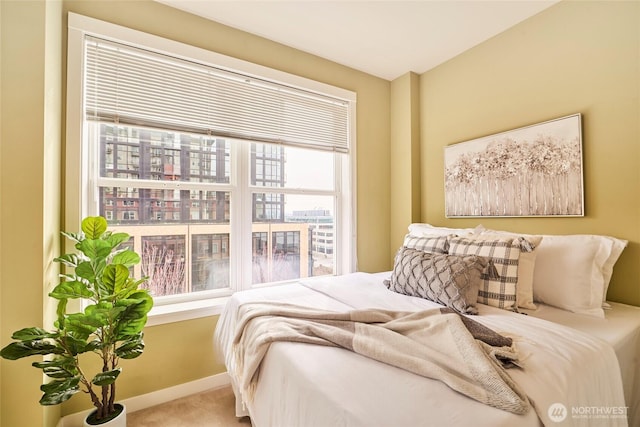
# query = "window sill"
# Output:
<box><xmin>145</xmin><ymin>296</ymin><xmax>230</xmax><ymax>326</ymax></box>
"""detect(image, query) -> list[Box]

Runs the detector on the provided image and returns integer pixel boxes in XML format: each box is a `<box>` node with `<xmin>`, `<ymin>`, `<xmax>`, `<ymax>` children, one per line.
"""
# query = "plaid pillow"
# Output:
<box><xmin>477</xmin><ymin>232</ymin><xmax>543</xmax><ymax>309</ymax></box>
<box><xmin>402</xmin><ymin>234</ymin><xmax>449</xmax><ymax>254</ymax></box>
<box><xmin>448</xmin><ymin>236</ymin><xmax>521</xmax><ymax>311</ymax></box>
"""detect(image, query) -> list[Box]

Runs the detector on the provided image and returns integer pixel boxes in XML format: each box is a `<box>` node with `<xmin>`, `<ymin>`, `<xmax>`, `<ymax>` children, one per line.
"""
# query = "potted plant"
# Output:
<box><xmin>0</xmin><ymin>216</ymin><xmax>153</xmax><ymax>426</ymax></box>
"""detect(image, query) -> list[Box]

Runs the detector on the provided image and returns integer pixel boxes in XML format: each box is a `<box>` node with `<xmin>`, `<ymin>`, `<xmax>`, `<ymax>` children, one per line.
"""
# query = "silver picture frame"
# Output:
<box><xmin>444</xmin><ymin>113</ymin><xmax>584</xmax><ymax>217</ymax></box>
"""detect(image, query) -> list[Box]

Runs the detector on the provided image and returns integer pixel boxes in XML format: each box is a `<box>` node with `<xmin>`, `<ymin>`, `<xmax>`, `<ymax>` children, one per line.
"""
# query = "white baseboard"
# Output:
<box><xmin>57</xmin><ymin>372</ymin><xmax>230</xmax><ymax>427</ymax></box>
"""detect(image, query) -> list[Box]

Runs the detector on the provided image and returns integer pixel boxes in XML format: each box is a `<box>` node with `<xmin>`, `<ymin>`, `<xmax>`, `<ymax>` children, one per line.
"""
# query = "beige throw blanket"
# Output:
<box><xmin>231</xmin><ymin>302</ymin><xmax>530</xmax><ymax>415</ymax></box>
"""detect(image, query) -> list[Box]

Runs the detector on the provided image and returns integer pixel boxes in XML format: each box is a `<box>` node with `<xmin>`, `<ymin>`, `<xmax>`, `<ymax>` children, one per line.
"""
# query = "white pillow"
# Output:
<box><xmin>601</xmin><ymin>237</ymin><xmax>627</xmax><ymax>306</ymax></box>
<box><xmin>478</xmin><ymin>231</ymin><xmax>542</xmax><ymax>310</ymax></box>
<box><xmin>531</xmin><ymin>234</ymin><xmax>627</xmax><ymax>318</ymax></box>
<box><xmin>408</xmin><ymin>223</ymin><xmax>479</xmax><ymax>237</ymax></box>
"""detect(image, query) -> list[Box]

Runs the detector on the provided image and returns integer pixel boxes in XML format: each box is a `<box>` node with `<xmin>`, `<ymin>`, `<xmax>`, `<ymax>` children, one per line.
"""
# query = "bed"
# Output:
<box><xmin>214</xmin><ymin>225</ymin><xmax>639</xmax><ymax>427</ymax></box>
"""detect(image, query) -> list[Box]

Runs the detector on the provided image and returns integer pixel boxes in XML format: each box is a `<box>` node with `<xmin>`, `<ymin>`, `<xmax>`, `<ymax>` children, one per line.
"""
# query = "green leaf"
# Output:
<box><xmin>78</xmin><ymin>238</ymin><xmax>112</xmax><ymax>260</ymax></box>
<box><xmin>53</xmin><ymin>253</ymin><xmax>83</xmax><ymax>268</ymax></box>
<box><xmin>91</xmin><ymin>368</ymin><xmax>121</xmax><ymax>386</ymax></box>
<box><xmin>33</xmin><ymin>357</ymin><xmax>78</xmax><ymax>379</ymax></box>
<box><xmin>115</xmin><ymin>334</ymin><xmax>145</xmax><ymax>359</ymax></box>
<box><xmin>64</xmin><ymin>313</ymin><xmax>101</xmax><ymax>341</ymax></box>
<box><xmin>61</xmin><ymin>230</ymin><xmax>84</xmax><ymax>244</ymax></box>
<box><xmin>111</xmin><ymin>250</ymin><xmax>140</xmax><ymax>268</ymax></box>
<box><xmin>69</xmin><ymin>308</ymin><xmax>109</xmax><ymax>328</ymax></box>
<box><xmin>11</xmin><ymin>327</ymin><xmax>57</xmax><ymax>341</ymax></box>
<box><xmin>49</xmin><ymin>281</ymin><xmax>93</xmax><ymax>300</ymax></box>
<box><xmin>0</xmin><ymin>340</ymin><xmax>64</xmax><ymax>360</ymax></box>
<box><xmin>59</xmin><ymin>334</ymin><xmax>93</xmax><ymax>356</ymax></box>
<box><xmin>39</xmin><ymin>388</ymin><xmax>79</xmax><ymax>405</ymax></box>
<box><xmin>102</xmin><ymin>264</ymin><xmax>130</xmax><ymax>295</ymax></box>
<box><xmin>58</xmin><ymin>273</ymin><xmax>81</xmax><ymax>282</ymax></box>
<box><xmin>83</xmin><ymin>303</ymin><xmax>126</xmax><ymax>330</ymax></box>
<box><xmin>84</xmin><ymin>339</ymin><xmax>101</xmax><ymax>352</ymax></box>
<box><xmin>107</xmin><ymin>232</ymin><xmax>131</xmax><ymax>249</ymax></box>
<box><xmin>42</xmin><ymin>366</ymin><xmax>75</xmax><ymax>379</ymax></box>
<box><xmin>41</xmin><ymin>376</ymin><xmax>80</xmax><ymax>393</ymax></box>
<box><xmin>39</xmin><ymin>377</ymin><xmax>81</xmax><ymax>405</ymax></box>
<box><xmin>81</xmin><ymin>216</ymin><xmax>107</xmax><ymax>240</ymax></box>
<box><xmin>56</xmin><ymin>298</ymin><xmax>68</xmax><ymax>328</ymax></box>
<box><xmin>75</xmin><ymin>261</ymin><xmax>97</xmax><ymax>282</ymax></box>
<box><xmin>114</xmin><ymin>278</ymin><xmax>135</xmax><ymax>299</ymax></box>
<box><xmin>114</xmin><ymin>292</ymin><xmax>153</xmax><ymax>337</ymax></box>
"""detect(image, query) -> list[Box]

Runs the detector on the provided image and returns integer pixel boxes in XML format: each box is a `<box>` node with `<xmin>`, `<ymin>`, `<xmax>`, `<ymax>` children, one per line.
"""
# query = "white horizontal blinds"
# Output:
<box><xmin>84</xmin><ymin>36</ymin><xmax>350</xmax><ymax>152</ymax></box>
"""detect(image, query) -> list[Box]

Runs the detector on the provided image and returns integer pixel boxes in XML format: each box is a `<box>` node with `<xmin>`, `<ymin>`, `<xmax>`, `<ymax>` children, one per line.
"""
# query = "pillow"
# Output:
<box><xmin>448</xmin><ymin>235</ymin><xmax>521</xmax><ymax>311</ymax></box>
<box><xmin>478</xmin><ymin>231</ymin><xmax>543</xmax><ymax>310</ymax></box>
<box><xmin>408</xmin><ymin>223</ymin><xmax>479</xmax><ymax>237</ymax></box>
<box><xmin>384</xmin><ymin>247</ymin><xmax>488</xmax><ymax>314</ymax></box>
<box><xmin>530</xmin><ymin>234</ymin><xmax>627</xmax><ymax>318</ymax></box>
<box><xmin>600</xmin><ymin>236</ymin><xmax>628</xmax><ymax>306</ymax></box>
<box><xmin>402</xmin><ymin>234</ymin><xmax>449</xmax><ymax>254</ymax></box>
<box><xmin>481</xmin><ymin>229</ymin><xmax>627</xmax><ymax>316</ymax></box>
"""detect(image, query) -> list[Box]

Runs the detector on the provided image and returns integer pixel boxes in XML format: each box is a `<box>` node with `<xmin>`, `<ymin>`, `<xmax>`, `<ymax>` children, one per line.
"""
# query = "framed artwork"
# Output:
<box><xmin>444</xmin><ymin>113</ymin><xmax>583</xmax><ymax>217</ymax></box>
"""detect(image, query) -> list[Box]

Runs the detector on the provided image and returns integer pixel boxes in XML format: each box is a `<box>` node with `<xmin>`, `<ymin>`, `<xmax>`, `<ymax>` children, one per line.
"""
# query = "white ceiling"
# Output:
<box><xmin>157</xmin><ymin>0</ymin><xmax>559</xmax><ymax>81</ymax></box>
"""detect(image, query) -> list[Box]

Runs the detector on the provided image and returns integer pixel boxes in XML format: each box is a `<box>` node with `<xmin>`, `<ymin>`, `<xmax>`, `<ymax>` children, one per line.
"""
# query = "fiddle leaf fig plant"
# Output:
<box><xmin>0</xmin><ymin>216</ymin><xmax>153</xmax><ymax>423</ymax></box>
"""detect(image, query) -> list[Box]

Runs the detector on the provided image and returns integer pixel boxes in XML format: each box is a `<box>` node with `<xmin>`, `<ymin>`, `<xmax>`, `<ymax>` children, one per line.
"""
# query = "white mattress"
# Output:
<box><xmin>215</xmin><ymin>272</ymin><xmax>636</xmax><ymax>427</ymax></box>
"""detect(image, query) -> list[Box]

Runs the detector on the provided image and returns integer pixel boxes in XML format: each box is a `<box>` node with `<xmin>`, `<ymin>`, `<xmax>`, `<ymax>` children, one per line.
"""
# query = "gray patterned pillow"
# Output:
<box><xmin>384</xmin><ymin>247</ymin><xmax>489</xmax><ymax>314</ymax></box>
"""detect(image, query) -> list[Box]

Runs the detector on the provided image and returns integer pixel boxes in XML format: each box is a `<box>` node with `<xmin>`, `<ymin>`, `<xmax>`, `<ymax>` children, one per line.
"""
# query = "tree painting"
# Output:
<box><xmin>445</xmin><ymin>114</ymin><xmax>583</xmax><ymax>217</ymax></box>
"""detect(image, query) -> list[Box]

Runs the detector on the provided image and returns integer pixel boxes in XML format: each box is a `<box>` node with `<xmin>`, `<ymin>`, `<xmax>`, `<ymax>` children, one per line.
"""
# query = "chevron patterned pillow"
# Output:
<box><xmin>385</xmin><ymin>247</ymin><xmax>489</xmax><ymax>314</ymax></box>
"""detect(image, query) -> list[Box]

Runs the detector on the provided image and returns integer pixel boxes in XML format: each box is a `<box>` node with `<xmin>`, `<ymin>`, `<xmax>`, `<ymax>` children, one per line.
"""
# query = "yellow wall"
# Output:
<box><xmin>1</xmin><ymin>1</ymin><xmax>63</xmax><ymax>426</ymax></box>
<box><xmin>2</xmin><ymin>0</ymin><xmax>639</xmax><ymax>426</ymax></box>
<box><xmin>0</xmin><ymin>0</ymin><xmax>390</xmax><ymax>425</ymax></box>
<box><xmin>419</xmin><ymin>1</ymin><xmax>640</xmax><ymax>305</ymax></box>
<box><xmin>390</xmin><ymin>72</ymin><xmax>421</xmax><ymax>255</ymax></box>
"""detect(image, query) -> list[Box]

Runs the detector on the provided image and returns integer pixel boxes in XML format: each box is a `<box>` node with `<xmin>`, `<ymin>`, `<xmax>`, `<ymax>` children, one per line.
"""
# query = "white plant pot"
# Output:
<box><xmin>84</xmin><ymin>403</ymin><xmax>127</xmax><ymax>427</ymax></box>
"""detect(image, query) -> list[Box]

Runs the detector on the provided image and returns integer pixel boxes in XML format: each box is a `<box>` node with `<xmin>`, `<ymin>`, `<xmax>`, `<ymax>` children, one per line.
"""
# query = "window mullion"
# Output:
<box><xmin>248</xmin><ymin>186</ymin><xmax>337</xmax><ymax>198</ymax></box>
<box><xmin>96</xmin><ymin>177</ymin><xmax>233</xmax><ymax>192</ymax></box>
<box><xmin>235</xmin><ymin>140</ymin><xmax>253</xmax><ymax>292</ymax></box>
<box><xmin>86</xmin><ymin>123</ymin><xmax>100</xmax><ymax>217</ymax></box>
<box><xmin>333</xmin><ymin>153</ymin><xmax>343</xmax><ymax>275</ymax></box>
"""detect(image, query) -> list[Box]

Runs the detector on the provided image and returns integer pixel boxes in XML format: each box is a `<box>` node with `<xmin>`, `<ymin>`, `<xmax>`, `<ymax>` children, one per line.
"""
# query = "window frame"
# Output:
<box><xmin>66</xmin><ymin>13</ymin><xmax>357</xmax><ymax>325</ymax></box>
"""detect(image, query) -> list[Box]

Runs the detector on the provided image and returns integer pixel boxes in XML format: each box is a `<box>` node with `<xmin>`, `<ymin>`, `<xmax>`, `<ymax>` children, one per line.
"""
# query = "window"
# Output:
<box><xmin>66</xmin><ymin>13</ymin><xmax>355</xmax><ymax>322</ymax></box>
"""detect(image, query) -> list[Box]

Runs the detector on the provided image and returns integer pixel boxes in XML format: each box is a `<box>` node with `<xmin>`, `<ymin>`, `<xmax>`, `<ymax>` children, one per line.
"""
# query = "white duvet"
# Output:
<box><xmin>215</xmin><ymin>272</ymin><xmax>628</xmax><ymax>427</ymax></box>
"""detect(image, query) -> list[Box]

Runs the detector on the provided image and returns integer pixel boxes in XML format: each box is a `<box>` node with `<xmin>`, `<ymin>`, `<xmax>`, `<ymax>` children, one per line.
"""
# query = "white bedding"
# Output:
<box><xmin>523</xmin><ymin>301</ymin><xmax>640</xmax><ymax>426</ymax></box>
<box><xmin>215</xmin><ymin>272</ymin><xmax>633</xmax><ymax>427</ymax></box>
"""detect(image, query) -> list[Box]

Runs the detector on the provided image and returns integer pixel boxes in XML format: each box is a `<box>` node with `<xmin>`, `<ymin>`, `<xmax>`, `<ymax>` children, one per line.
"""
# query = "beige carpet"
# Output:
<box><xmin>128</xmin><ymin>386</ymin><xmax>252</xmax><ymax>426</ymax></box>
